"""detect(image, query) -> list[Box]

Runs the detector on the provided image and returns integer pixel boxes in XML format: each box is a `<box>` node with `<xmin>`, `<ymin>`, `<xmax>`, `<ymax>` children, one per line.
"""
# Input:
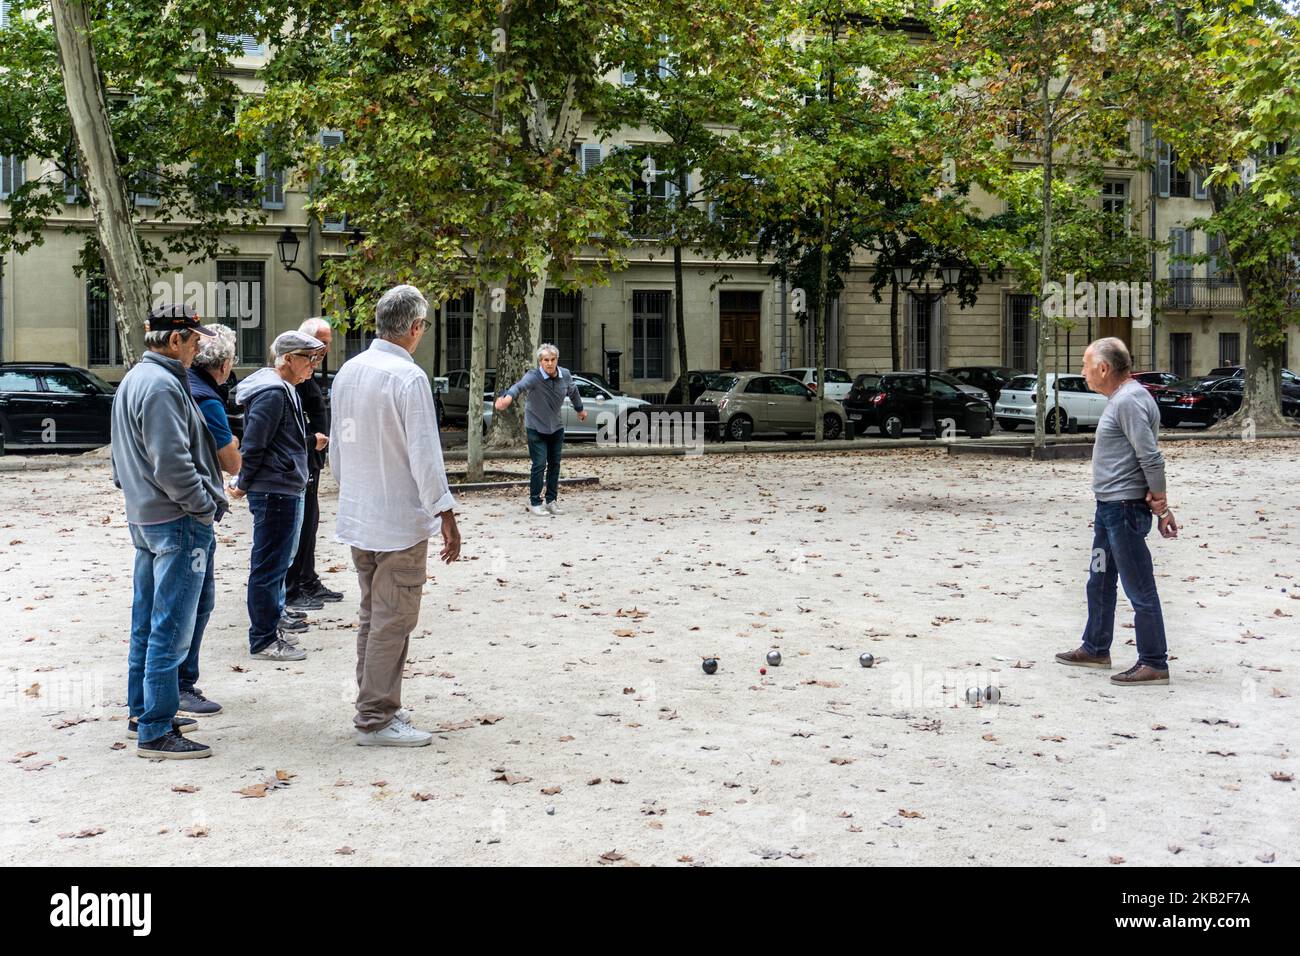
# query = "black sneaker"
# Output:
<box><xmin>178</xmin><ymin>687</ymin><xmax>223</xmax><ymax>716</ymax></box>
<box><xmin>127</xmin><ymin>716</ymin><xmax>198</xmax><ymax>739</ymax></box>
<box><xmin>286</xmin><ymin>592</ymin><xmax>325</xmax><ymax>610</ymax></box>
<box><xmin>278</xmin><ymin>614</ymin><xmax>308</xmax><ymax>632</ymax></box>
<box><xmin>283</xmin><ymin>606</ymin><xmax>307</xmax><ymax>620</ymax></box>
<box><xmin>305</xmin><ymin>582</ymin><xmax>344</xmax><ymax>602</ymax></box>
<box><xmin>137</xmin><ymin>729</ymin><xmax>212</xmax><ymax>759</ymax></box>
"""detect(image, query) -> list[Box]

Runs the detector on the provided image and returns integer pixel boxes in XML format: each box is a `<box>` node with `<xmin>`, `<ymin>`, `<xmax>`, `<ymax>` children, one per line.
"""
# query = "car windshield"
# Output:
<box><xmin>854</xmin><ymin>374</ymin><xmax>881</xmax><ymax>389</ymax></box>
<box><xmin>1171</xmin><ymin>377</ymin><xmax>1205</xmax><ymax>390</ymax></box>
<box><xmin>1005</xmin><ymin>376</ymin><xmax>1038</xmax><ymax>392</ymax></box>
<box><xmin>83</xmin><ymin>370</ymin><xmax>116</xmax><ymax>393</ymax></box>
<box><xmin>824</xmin><ymin>369</ymin><xmax>852</xmax><ymax>384</ymax></box>
<box><xmin>706</xmin><ymin>376</ymin><xmax>740</xmax><ymax>393</ymax></box>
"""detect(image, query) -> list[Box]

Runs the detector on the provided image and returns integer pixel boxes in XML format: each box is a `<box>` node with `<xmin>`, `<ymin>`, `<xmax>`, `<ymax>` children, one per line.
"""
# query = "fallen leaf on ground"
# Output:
<box><xmin>1270</xmin><ymin>771</ymin><xmax>1294</xmax><ymax>782</ymax></box>
<box><xmin>493</xmin><ymin>773</ymin><xmax>532</xmax><ymax>785</ymax></box>
<box><xmin>830</xmin><ymin>757</ymin><xmax>854</xmax><ymax>765</ymax></box>
<box><xmin>23</xmin><ymin>684</ymin><xmax>40</xmax><ymax>698</ymax></box>
<box><xmin>411</xmin><ymin>792</ymin><xmax>434</xmax><ymax>801</ymax></box>
<box><xmin>171</xmin><ymin>784</ymin><xmax>200</xmax><ymax>793</ymax></box>
<box><xmin>58</xmin><ymin>828</ymin><xmax>105</xmax><ymax>839</ymax></box>
<box><xmin>898</xmin><ymin>809</ymin><xmax>924</xmax><ymax>819</ymax></box>
<box><xmin>183</xmin><ymin>826</ymin><xmax>209</xmax><ymax>838</ymax></box>
<box><xmin>1109</xmin><ymin>855</ymin><xmax>1125</xmax><ymax>865</ymax></box>
<box><xmin>598</xmin><ymin>850</ymin><xmax>626</xmax><ymax>864</ymax></box>
<box><xmin>541</xmin><ymin>786</ymin><xmax>562</xmax><ymax>795</ymax></box>
<box><xmin>587</xmin><ymin>778</ymin><xmax>602</xmax><ymax>786</ymax></box>
<box><xmin>236</xmin><ymin>784</ymin><xmax>268</xmax><ymax>798</ymax></box>
<box><xmin>336</xmin><ymin>846</ymin><xmax>356</xmax><ymax>855</ymax></box>
<box><xmin>613</xmin><ymin>629</ymin><xmax>636</xmax><ymax>638</ymax></box>
<box><xmin>274</xmin><ymin>770</ymin><xmax>295</xmax><ymax>782</ymax></box>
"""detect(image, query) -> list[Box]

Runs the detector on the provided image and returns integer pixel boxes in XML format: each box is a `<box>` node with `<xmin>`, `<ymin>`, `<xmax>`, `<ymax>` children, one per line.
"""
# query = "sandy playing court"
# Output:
<box><xmin>1</xmin><ymin>440</ymin><xmax>1296</xmax><ymax>865</ymax></box>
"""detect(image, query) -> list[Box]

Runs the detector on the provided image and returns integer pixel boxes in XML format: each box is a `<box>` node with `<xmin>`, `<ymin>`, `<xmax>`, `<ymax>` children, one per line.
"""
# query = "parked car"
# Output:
<box><xmin>0</xmin><ymin>362</ymin><xmax>116</xmax><ymax>449</ymax></box>
<box><xmin>1156</xmin><ymin>376</ymin><xmax>1300</xmax><ymax>426</ymax></box>
<box><xmin>783</xmin><ymin>367</ymin><xmax>855</xmax><ymax>401</ymax></box>
<box><xmin>1132</xmin><ymin>370</ymin><xmax>1181</xmax><ymax>393</ymax></box>
<box><xmin>443</xmin><ymin>369</ymin><xmax>496</xmax><ymax>425</ymax></box>
<box><xmin>665</xmin><ymin>369</ymin><xmax>726</xmax><ymax>405</ymax></box>
<box><xmin>574</xmin><ymin>371</ymin><xmax>624</xmax><ymax>396</ymax></box>
<box><xmin>482</xmin><ymin>375</ymin><xmax>648</xmax><ymax>438</ymax></box>
<box><xmin>900</xmin><ymin>369</ymin><xmax>989</xmax><ymax>404</ymax></box>
<box><xmin>697</xmin><ymin>371</ymin><xmax>847</xmax><ymax>441</ymax></box>
<box><xmin>842</xmin><ymin>371</ymin><xmax>993</xmax><ymax>438</ymax></box>
<box><xmin>1207</xmin><ymin>365</ymin><xmax>1300</xmax><ymax>395</ymax></box>
<box><xmin>947</xmin><ymin>366</ymin><xmax>1025</xmax><ymax>405</ymax></box>
<box><xmin>994</xmin><ymin>373</ymin><xmax>1107</xmax><ymax>431</ymax></box>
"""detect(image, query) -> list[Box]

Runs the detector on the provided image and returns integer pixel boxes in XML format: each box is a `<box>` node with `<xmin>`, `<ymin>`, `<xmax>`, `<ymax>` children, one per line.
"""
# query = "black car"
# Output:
<box><xmin>1158</xmin><ymin>376</ymin><xmax>1300</xmax><ymax>426</ymax></box>
<box><xmin>0</xmin><ymin>362</ymin><xmax>116</xmax><ymax>449</ymax></box>
<box><xmin>1207</xmin><ymin>365</ymin><xmax>1300</xmax><ymax>395</ymax></box>
<box><xmin>665</xmin><ymin>369</ymin><xmax>726</xmax><ymax>405</ymax></box>
<box><xmin>947</xmin><ymin>366</ymin><xmax>1026</xmax><ymax>405</ymax></box>
<box><xmin>842</xmin><ymin>371</ymin><xmax>993</xmax><ymax>438</ymax></box>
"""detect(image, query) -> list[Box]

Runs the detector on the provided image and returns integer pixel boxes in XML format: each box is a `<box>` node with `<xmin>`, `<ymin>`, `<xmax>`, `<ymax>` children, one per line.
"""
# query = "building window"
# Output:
<box><xmin>632</xmin><ymin>290</ymin><xmax>669</xmax><ymax>380</ymax></box>
<box><xmin>1005</xmin><ymin>294</ymin><xmax>1037</xmax><ymax>372</ymax></box>
<box><xmin>1</xmin><ymin>154</ymin><xmax>24</xmax><ymax>199</ymax></box>
<box><xmin>907</xmin><ymin>293</ymin><xmax>943</xmax><ymax>370</ymax></box>
<box><xmin>442</xmin><ymin>290</ymin><xmax>473</xmax><ymax>370</ymax></box>
<box><xmin>1102</xmin><ymin>179</ymin><xmax>1129</xmax><ymax>238</ymax></box>
<box><xmin>215</xmin><ymin>260</ymin><xmax>266</xmax><ymax>365</ymax></box>
<box><xmin>1219</xmin><ymin>332</ymin><xmax>1241</xmax><ymax>367</ymax></box>
<box><xmin>1169</xmin><ymin>332</ymin><xmax>1192</xmax><ymax>380</ymax></box>
<box><xmin>344</xmin><ymin>323</ymin><xmax>374</xmax><ymax>360</ymax></box>
<box><xmin>541</xmin><ymin>290</ymin><xmax>581</xmax><ymax>370</ymax></box>
<box><xmin>86</xmin><ymin>273</ymin><xmax>123</xmax><ymax>366</ymax></box>
<box><xmin>1156</xmin><ymin>140</ymin><xmax>1192</xmax><ymax>198</ymax></box>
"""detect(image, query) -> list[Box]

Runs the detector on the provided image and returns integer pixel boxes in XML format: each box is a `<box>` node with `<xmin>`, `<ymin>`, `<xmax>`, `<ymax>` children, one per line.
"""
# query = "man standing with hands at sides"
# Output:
<box><xmin>494</xmin><ymin>343</ymin><xmax>585</xmax><ymax>517</ymax></box>
<box><xmin>1056</xmin><ymin>337</ymin><xmax>1178</xmax><ymax>685</ymax></box>
<box><xmin>112</xmin><ymin>305</ymin><xmax>225</xmax><ymax>759</ymax></box>
<box><xmin>285</xmin><ymin>317</ymin><xmax>343</xmax><ymax>612</ymax></box>
<box><xmin>330</xmin><ymin>285</ymin><xmax>461</xmax><ymax>747</ymax></box>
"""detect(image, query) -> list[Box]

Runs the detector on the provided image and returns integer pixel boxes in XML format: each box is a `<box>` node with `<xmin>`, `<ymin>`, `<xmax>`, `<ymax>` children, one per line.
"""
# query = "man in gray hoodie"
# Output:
<box><xmin>111</xmin><ymin>305</ymin><xmax>226</xmax><ymax>760</ymax></box>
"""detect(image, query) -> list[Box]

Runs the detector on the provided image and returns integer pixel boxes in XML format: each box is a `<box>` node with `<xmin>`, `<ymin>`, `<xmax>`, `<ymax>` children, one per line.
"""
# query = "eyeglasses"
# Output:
<box><xmin>413</xmin><ymin>319</ymin><xmax>431</xmax><ymax>333</ymax></box>
<box><xmin>290</xmin><ymin>351</ymin><xmax>324</xmax><ymax>365</ymax></box>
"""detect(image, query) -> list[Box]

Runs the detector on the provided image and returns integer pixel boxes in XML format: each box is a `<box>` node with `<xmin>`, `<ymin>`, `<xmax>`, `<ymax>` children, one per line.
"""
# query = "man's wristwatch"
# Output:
<box><xmin>1157</xmin><ymin>509</ymin><xmax>1171</xmax><ymax>520</ymax></box>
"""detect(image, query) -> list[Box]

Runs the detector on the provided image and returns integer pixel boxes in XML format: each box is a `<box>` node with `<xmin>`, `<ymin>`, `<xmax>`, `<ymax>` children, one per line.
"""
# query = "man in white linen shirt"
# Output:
<box><xmin>329</xmin><ymin>284</ymin><xmax>462</xmax><ymax>747</ymax></box>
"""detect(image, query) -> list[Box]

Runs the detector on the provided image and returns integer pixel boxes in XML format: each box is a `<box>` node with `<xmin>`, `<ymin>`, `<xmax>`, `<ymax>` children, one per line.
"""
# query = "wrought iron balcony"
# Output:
<box><xmin>1161</xmin><ymin>277</ymin><xmax>1242</xmax><ymax>311</ymax></box>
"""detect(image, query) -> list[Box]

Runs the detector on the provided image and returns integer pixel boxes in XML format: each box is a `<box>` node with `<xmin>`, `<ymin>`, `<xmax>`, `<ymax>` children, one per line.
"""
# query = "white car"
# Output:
<box><xmin>784</xmin><ymin>367</ymin><xmax>854</xmax><ymax>400</ymax></box>
<box><xmin>995</xmin><ymin>373</ymin><xmax>1107</xmax><ymax>431</ymax></box>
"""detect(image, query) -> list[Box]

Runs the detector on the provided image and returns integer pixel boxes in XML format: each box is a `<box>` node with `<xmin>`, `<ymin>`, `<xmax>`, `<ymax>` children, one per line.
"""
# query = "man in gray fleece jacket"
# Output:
<box><xmin>1056</xmin><ymin>337</ymin><xmax>1179</xmax><ymax>686</ymax></box>
<box><xmin>111</xmin><ymin>305</ymin><xmax>226</xmax><ymax>760</ymax></box>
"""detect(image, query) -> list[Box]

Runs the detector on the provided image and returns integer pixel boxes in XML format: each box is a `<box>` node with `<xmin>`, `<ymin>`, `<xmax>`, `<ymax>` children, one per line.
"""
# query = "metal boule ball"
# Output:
<box><xmin>965</xmin><ymin>686</ymin><xmax>983</xmax><ymax>705</ymax></box>
<box><xmin>983</xmin><ymin>685</ymin><xmax>1001</xmax><ymax>704</ymax></box>
<box><xmin>546</xmin><ymin>805</ymin><xmax>555</xmax><ymax>816</ymax></box>
<box><xmin>766</xmin><ymin>649</ymin><xmax>782</xmax><ymax>667</ymax></box>
<box><xmin>702</xmin><ymin>657</ymin><xmax>719</xmax><ymax>675</ymax></box>
<box><xmin>859</xmin><ymin>653</ymin><xmax>875</xmax><ymax>668</ymax></box>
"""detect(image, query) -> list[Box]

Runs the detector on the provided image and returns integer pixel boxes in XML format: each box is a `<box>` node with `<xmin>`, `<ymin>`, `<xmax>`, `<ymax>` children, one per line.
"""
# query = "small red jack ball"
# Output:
<box><xmin>759</xmin><ymin>667</ymin><xmax>767</xmax><ymax>675</ymax></box>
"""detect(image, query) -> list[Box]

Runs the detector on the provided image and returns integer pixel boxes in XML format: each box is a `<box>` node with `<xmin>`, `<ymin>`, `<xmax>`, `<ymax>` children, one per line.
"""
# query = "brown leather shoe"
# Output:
<box><xmin>1110</xmin><ymin>663</ymin><xmax>1170</xmax><ymax>685</ymax></box>
<box><xmin>1055</xmin><ymin>647</ymin><xmax>1112</xmax><ymax>669</ymax></box>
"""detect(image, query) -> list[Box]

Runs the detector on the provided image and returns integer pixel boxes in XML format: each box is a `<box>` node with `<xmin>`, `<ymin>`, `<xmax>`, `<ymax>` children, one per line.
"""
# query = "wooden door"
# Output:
<box><xmin>719</xmin><ymin>291</ymin><xmax>762</xmax><ymax>370</ymax></box>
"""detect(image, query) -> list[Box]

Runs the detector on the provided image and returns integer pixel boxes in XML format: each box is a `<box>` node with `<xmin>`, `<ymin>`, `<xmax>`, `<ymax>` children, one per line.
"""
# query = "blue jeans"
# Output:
<box><xmin>179</xmin><ymin>537</ymin><xmax>217</xmax><ymax>693</ymax></box>
<box><xmin>127</xmin><ymin>516</ymin><xmax>215</xmax><ymax>743</ymax></box>
<box><xmin>1081</xmin><ymin>500</ymin><xmax>1169</xmax><ymax>669</ymax></box>
<box><xmin>526</xmin><ymin>427</ymin><xmax>565</xmax><ymax>507</ymax></box>
<box><xmin>246</xmin><ymin>492</ymin><xmax>304</xmax><ymax>654</ymax></box>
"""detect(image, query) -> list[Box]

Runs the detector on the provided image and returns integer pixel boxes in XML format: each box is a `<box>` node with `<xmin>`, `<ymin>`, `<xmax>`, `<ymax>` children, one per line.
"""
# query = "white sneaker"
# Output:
<box><xmin>355</xmin><ymin>717</ymin><xmax>432</xmax><ymax>748</ymax></box>
<box><xmin>528</xmin><ymin>504</ymin><xmax>551</xmax><ymax>517</ymax></box>
<box><xmin>544</xmin><ymin>501</ymin><xmax>563</xmax><ymax>515</ymax></box>
<box><xmin>395</xmin><ymin>707</ymin><xmax>413</xmax><ymax>724</ymax></box>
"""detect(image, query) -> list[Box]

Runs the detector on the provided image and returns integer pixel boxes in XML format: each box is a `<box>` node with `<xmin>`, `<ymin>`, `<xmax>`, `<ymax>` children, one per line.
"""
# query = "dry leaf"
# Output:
<box><xmin>898</xmin><ymin>809</ymin><xmax>924</xmax><ymax>819</ymax></box>
<box><xmin>598</xmin><ymin>850</ymin><xmax>626</xmax><ymax>864</ymax></box>
<box><xmin>1109</xmin><ymin>855</ymin><xmax>1125</xmax><ymax>865</ymax></box>
<box><xmin>171</xmin><ymin>784</ymin><xmax>200</xmax><ymax>793</ymax></box>
<box><xmin>15</xmin><ymin>751</ymin><xmax>37</xmax><ymax>758</ymax></box>
<box><xmin>23</xmin><ymin>683</ymin><xmax>40</xmax><ymax>698</ymax></box>
<box><xmin>478</xmin><ymin>714</ymin><xmax>504</xmax><ymax>725</ymax></box>
<box><xmin>411</xmin><ymin>792</ymin><xmax>434</xmax><ymax>801</ymax></box>
<box><xmin>59</xmin><ymin>828</ymin><xmax>105</xmax><ymax>839</ymax></box>
<box><xmin>1270</xmin><ymin>771</ymin><xmax>1294</xmax><ymax>782</ymax></box>
<box><xmin>613</xmin><ymin>629</ymin><xmax>636</xmax><ymax>638</ymax></box>
<box><xmin>371</xmin><ymin>780</ymin><xmax>388</xmax><ymax>788</ymax></box>
<box><xmin>829</xmin><ymin>757</ymin><xmax>854</xmax><ymax>765</ymax></box>
<box><xmin>183</xmin><ymin>826</ymin><xmax>209</xmax><ymax>838</ymax></box>
<box><xmin>587</xmin><ymin>777</ymin><xmax>602</xmax><ymax>786</ymax></box>
<box><xmin>677</xmin><ymin>855</ymin><xmax>694</xmax><ymax>863</ymax></box>
<box><xmin>540</xmin><ymin>786</ymin><xmax>562</xmax><ymax>795</ymax></box>
<box><xmin>493</xmin><ymin>773</ymin><xmax>532</xmax><ymax>785</ymax></box>
<box><xmin>274</xmin><ymin>769</ymin><xmax>296</xmax><ymax>782</ymax></box>
<box><xmin>110</xmin><ymin>742</ymin><xmax>126</xmax><ymax>751</ymax></box>
<box><xmin>558</xmin><ymin>735</ymin><xmax>575</xmax><ymax>742</ymax></box>
<box><xmin>236</xmin><ymin>784</ymin><xmax>269</xmax><ymax>798</ymax></box>
<box><xmin>336</xmin><ymin>846</ymin><xmax>356</xmax><ymax>855</ymax></box>
<box><xmin>981</xmin><ymin>734</ymin><xmax>998</xmax><ymax>742</ymax></box>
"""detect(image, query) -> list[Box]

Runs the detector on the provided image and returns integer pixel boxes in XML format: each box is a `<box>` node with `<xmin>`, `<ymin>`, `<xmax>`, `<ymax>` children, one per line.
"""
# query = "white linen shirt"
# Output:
<box><xmin>329</xmin><ymin>338</ymin><xmax>456</xmax><ymax>552</ymax></box>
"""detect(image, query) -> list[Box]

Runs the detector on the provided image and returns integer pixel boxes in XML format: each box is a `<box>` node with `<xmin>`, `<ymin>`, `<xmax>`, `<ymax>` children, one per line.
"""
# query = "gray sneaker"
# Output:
<box><xmin>177</xmin><ymin>687</ymin><xmax>222</xmax><ymax>716</ymax></box>
<box><xmin>528</xmin><ymin>504</ymin><xmax>551</xmax><ymax>517</ymax></box>
<box><xmin>355</xmin><ymin>717</ymin><xmax>432</xmax><ymax>747</ymax></box>
<box><xmin>252</xmin><ymin>639</ymin><xmax>307</xmax><ymax>662</ymax></box>
<box><xmin>279</xmin><ymin>628</ymin><xmax>301</xmax><ymax>647</ymax></box>
<box><xmin>544</xmin><ymin>501</ymin><xmax>563</xmax><ymax>515</ymax></box>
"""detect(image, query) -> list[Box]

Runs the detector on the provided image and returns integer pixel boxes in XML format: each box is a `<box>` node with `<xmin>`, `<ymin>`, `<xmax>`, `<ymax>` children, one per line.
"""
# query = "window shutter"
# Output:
<box><xmin>581</xmin><ymin>144</ymin><xmax>603</xmax><ymax>173</ymax></box>
<box><xmin>64</xmin><ymin>159</ymin><xmax>80</xmax><ymax>203</ymax></box>
<box><xmin>1</xmin><ymin>0</ymin><xmax>10</xmax><ymax>30</ymax></box>
<box><xmin>621</xmin><ymin>65</ymin><xmax>638</xmax><ymax>86</ymax></box>
<box><xmin>1156</xmin><ymin>139</ymin><xmax>1171</xmax><ymax>197</ymax></box>
<box><xmin>258</xmin><ymin>153</ymin><xmax>284</xmax><ymax>209</ymax></box>
<box><xmin>1206</xmin><ymin>231</ymin><xmax>1220</xmax><ymax>283</ymax></box>
<box><xmin>1193</xmin><ymin>167</ymin><xmax>1208</xmax><ymax>200</ymax></box>
<box><xmin>0</xmin><ymin>154</ymin><xmax>23</xmax><ymax>199</ymax></box>
<box><xmin>320</xmin><ymin>130</ymin><xmax>346</xmax><ymax>230</ymax></box>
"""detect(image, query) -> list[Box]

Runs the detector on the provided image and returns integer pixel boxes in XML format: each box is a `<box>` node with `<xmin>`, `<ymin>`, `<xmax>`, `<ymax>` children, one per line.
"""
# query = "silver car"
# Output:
<box><xmin>698</xmin><ymin>371</ymin><xmax>847</xmax><ymax>441</ymax></box>
<box><xmin>481</xmin><ymin>375</ymin><xmax>649</xmax><ymax>438</ymax></box>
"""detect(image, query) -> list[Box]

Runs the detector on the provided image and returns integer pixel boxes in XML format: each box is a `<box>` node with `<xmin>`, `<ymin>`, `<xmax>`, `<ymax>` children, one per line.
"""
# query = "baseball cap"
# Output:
<box><xmin>271</xmin><ymin>330</ymin><xmax>329</xmax><ymax>357</ymax></box>
<box><xmin>146</xmin><ymin>304</ymin><xmax>215</xmax><ymax>337</ymax></box>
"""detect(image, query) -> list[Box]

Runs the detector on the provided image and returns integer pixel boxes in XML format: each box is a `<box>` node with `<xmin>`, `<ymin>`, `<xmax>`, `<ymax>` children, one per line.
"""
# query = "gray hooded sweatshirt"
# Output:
<box><xmin>233</xmin><ymin>367</ymin><xmax>309</xmax><ymax>495</ymax></box>
<box><xmin>111</xmin><ymin>351</ymin><xmax>228</xmax><ymax>526</ymax></box>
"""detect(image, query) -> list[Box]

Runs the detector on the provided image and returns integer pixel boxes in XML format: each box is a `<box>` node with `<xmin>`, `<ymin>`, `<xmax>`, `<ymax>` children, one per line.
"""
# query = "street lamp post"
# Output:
<box><xmin>893</xmin><ymin>261</ymin><xmax>962</xmax><ymax>440</ymax></box>
<box><xmin>277</xmin><ymin>226</ymin><xmax>364</xmax><ymax>374</ymax></box>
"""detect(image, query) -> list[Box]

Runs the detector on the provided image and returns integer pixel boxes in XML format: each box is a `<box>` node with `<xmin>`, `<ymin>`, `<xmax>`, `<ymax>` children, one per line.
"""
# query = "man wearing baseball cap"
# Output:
<box><xmin>230</xmin><ymin>330</ymin><xmax>328</xmax><ymax>662</ymax></box>
<box><xmin>111</xmin><ymin>304</ymin><xmax>226</xmax><ymax>760</ymax></box>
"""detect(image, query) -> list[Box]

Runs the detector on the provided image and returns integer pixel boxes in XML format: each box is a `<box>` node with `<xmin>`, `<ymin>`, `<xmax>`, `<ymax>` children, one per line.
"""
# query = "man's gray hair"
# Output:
<box><xmin>536</xmin><ymin>342</ymin><xmax>559</xmax><ymax>362</ymax></box>
<box><xmin>193</xmin><ymin>324</ymin><xmax>237</xmax><ymax>370</ymax></box>
<box><xmin>375</xmin><ymin>285</ymin><xmax>428</xmax><ymax>339</ymax></box>
<box><xmin>144</xmin><ymin>329</ymin><xmax>193</xmax><ymax>349</ymax></box>
<box><xmin>299</xmin><ymin>317</ymin><xmax>332</xmax><ymax>338</ymax></box>
<box><xmin>1090</xmin><ymin>336</ymin><xmax>1132</xmax><ymax>374</ymax></box>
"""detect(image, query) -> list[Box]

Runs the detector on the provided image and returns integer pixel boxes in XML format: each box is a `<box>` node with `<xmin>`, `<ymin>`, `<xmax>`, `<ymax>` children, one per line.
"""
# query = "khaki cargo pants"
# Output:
<box><xmin>351</xmin><ymin>539</ymin><xmax>428</xmax><ymax>732</ymax></box>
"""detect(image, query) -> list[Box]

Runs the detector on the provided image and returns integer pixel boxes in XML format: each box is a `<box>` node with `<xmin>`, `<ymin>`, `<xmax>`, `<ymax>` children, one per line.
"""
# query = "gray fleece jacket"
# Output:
<box><xmin>111</xmin><ymin>351</ymin><xmax>228</xmax><ymax>526</ymax></box>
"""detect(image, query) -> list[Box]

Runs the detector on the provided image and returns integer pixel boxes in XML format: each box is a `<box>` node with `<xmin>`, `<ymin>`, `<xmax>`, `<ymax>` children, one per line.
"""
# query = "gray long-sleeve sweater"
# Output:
<box><xmin>111</xmin><ymin>351</ymin><xmax>228</xmax><ymax>525</ymax></box>
<box><xmin>1093</xmin><ymin>379</ymin><xmax>1167</xmax><ymax>500</ymax></box>
<box><xmin>503</xmin><ymin>366</ymin><xmax>584</xmax><ymax>434</ymax></box>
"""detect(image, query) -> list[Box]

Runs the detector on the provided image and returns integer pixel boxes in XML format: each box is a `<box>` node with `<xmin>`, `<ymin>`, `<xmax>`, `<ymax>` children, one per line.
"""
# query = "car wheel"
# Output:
<box><xmin>1160</xmin><ymin>414</ymin><xmax>1179</xmax><ymax>429</ymax></box>
<box><xmin>1211</xmin><ymin>404</ymin><xmax>1230</xmax><ymax>424</ymax></box>
<box><xmin>823</xmin><ymin>414</ymin><xmax>843</xmax><ymax>440</ymax></box>
<box><xmin>997</xmin><ymin>418</ymin><xmax>1020</xmax><ymax>432</ymax></box>
<box><xmin>726</xmin><ymin>414</ymin><xmax>753</xmax><ymax>442</ymax></box>
<box><xmin>1045</xmin><ymin>408</ymin><xmax>1063</xmax><ymax>432</ymax></box>
<box><xmin>882</xmin><ymin>414</ymin><xmax>904</xmax><ymax>439</ymax></box>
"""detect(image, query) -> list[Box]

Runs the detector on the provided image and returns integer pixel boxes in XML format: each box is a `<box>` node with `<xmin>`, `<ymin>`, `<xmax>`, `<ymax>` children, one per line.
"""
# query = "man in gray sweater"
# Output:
<box><xmin>1056</xmin><ymin>337</ymin><xmax>1179</xmax><ymax>685</ymax></box>
<box><xmin>111</xmin><ymin>305</ymin><xmax>227</xmax><ymax>758</ymax></box>
<box><xmin>494</xmin><ymin>343</ymin><xmax>586</xmax><ymax>516</ymax></box>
